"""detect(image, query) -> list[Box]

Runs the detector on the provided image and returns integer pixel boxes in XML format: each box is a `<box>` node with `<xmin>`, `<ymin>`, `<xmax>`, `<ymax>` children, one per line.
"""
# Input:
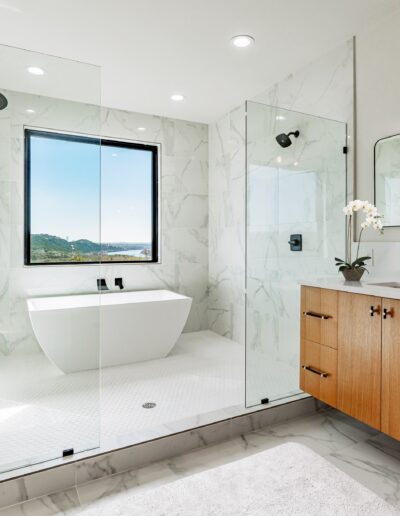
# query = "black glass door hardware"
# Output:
<box><xmin>288</xmin><ymin>234</ymin><xmax>302</xmax><ymax>251</ymax></box>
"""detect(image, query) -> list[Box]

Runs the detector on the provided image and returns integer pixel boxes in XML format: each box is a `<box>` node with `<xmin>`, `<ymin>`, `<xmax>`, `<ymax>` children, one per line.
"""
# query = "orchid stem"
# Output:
<box><xmin>356</xmin><ymin>227</ymin><xmax>364</xmax><ymax>262</ymax></box>
<box><xmin>347</xmin><ymin>215</ymin><xmax>352</xmax><ymax>264</ymax></box>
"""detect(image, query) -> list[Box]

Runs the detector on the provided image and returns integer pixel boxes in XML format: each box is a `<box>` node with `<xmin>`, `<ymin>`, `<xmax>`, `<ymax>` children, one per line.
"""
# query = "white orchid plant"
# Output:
<box><xmin>335</xmin><ymin>200</ymin><xmax>383</xmax><ymax>274</ymax></box>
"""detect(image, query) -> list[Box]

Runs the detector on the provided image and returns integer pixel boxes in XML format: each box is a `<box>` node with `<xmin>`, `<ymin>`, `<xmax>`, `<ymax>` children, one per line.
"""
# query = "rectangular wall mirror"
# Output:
<box><xmin>375</xmin><ymin>133</ymin><xmax>400</xmax><ymax>227</ymax></box>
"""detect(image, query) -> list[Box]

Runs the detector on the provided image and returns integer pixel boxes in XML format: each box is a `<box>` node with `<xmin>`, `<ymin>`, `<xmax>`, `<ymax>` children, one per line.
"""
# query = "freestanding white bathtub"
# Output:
<box><xmin>27</xmin><ymin>290</ymin><xmax>192</xmax><ymax>374</ymax></box>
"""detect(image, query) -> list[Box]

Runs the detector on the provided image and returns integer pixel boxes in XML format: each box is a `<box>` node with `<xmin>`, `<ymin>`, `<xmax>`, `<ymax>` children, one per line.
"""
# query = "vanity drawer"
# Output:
<box><xmin>301</xmin><ymin>286</ymin><xmax>338</xmax><ymax>349</ymax></box>
<box><xmin>300</xmin><ymin>339</ymin><xmax>337</xmax><ymax>407</ymax></box>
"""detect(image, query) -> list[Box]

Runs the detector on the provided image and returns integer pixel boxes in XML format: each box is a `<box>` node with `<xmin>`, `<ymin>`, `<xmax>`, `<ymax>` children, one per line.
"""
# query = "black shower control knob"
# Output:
<box><xmin>288</xmin><ymin>234</ymin><xmax>302</xmax><ymax>251</ymax></box>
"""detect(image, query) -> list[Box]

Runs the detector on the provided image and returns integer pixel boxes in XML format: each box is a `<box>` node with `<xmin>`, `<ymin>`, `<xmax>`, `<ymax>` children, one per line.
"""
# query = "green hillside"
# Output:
<box><xmin>30</xmin><ymin>234</ymin><xmax>151</xmax><ymax>263</ymax></box>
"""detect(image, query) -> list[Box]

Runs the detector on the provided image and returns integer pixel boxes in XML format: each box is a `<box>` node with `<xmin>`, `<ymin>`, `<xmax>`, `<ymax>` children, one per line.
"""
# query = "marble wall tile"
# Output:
<box><xmin>208</xmin><ymin>41</ymin><xmax>353</xmax><ymax>405</ymax></box>
<box><xmin>208</xmin><ymin>103</ymin><xmax>246</xmax><ymax>345</ymax></box>
<box><xmin>0</xmin><ymin>90</ymin><xmax>209</xmax><ymax>359</ymax></box>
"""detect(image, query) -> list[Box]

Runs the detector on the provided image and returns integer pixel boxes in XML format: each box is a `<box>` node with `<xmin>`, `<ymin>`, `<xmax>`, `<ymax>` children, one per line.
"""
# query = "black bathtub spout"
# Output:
<box><xmin>97</xmin><ymin>279</ymin><xmax>109</xmax><ymax>291</ymax></box>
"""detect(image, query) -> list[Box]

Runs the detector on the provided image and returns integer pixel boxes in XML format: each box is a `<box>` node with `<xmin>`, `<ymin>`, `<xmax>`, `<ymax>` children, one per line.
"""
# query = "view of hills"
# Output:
<box><xmin>30</xmin><ymin>234</ymin><xmax>151</xmax><ymax>263</ymax></box>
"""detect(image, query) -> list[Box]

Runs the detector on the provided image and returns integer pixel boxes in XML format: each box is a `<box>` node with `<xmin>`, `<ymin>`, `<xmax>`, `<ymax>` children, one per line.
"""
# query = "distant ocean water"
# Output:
<box><xmin>107</xmin><ymin>248</ymin><xmax>149</xmax><ymax>257</ymax></box>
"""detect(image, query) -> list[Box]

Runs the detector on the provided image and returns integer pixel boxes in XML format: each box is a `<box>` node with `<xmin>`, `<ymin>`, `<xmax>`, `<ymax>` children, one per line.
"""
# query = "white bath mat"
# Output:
<box><xmin>77</xmin><ymin>442</ymin><xmax>398</xmax><ymax>515</ymax></box>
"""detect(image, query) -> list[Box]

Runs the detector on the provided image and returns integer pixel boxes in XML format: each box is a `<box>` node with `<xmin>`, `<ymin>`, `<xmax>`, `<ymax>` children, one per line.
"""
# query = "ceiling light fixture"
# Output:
<box><xmin>26</xmin><ymin>109</ymin><xmax>35</xmax><ymax>114</ymax></box>
<box><xmin>171</xmin><ymin>93</ymin><xmax>185</xmax><ymax>102</ymax></box>
<box><xmin>231</xmin><ymin>35</ymin><xmax>255</xmax><ymax>48</ymax></box>
<box><xmin>137</xmin><ymin>127</ymin><xmax>146</xmax><ymax>132</ymax></box>
<box><xmin>27</xmin><ymin>66</ymin><xmax>45</xmax><ymax>76</ymax></box>
<box><xmin>276</xmin><ymin>115</ymin><xmax>286</xmax><ymax>120</ymax></box>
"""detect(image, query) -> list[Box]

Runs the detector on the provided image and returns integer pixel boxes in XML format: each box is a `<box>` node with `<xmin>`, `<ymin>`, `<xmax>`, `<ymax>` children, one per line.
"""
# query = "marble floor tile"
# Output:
<box><xmin>71</xmin><ymin>410</ymin><xmax>400</xmax><ymax>513</ymax></box>
<box><xmin>366</xmin><ymin>431</ymin><xmax>400</xmax><ymax>461</ymax></box>
<box><xmin>248</xmin><ymin>409</ymin><xmax>379</xmax><ymax>457</ymax></box>
<box><xmin>76</xmin><ymin>461</ymin><xmax>179</xmax><ymax>507</ymax></box>
<box><xmin>327</xmin><ymin>440</ymin><xmax>400</xmax><ymax>509</ymax></box>
<box><xmin>4</xmin><ymin>409</ymin><xmax>400</xmax><ymax>514</ymax></box>
<box><xmin>0</xmin><ymin>488</ymin><xmax>80</xmax><ymax>515</ymax></box>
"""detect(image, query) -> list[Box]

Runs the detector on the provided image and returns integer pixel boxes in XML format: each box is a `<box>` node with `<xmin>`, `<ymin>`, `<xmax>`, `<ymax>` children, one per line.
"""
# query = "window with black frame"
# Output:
<box><xmin>24</xmin><ymin>129</ymin><xmax>159</xmax><ymax>265</ymax></box>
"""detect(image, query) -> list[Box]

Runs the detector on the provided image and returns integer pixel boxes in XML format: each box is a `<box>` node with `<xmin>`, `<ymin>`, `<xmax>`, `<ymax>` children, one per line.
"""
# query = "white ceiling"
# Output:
<box><xmin>0</xmin><ymin>0</ymin><xmax>399</xmax><ymax>123</ymax></box>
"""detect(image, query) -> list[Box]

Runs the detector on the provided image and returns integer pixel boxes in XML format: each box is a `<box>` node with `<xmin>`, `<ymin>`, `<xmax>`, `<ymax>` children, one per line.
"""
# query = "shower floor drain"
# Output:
<box><xmin>142</xmin><ymin>402</ymin><xmax>156</xmax><ymax>409</ymax></box>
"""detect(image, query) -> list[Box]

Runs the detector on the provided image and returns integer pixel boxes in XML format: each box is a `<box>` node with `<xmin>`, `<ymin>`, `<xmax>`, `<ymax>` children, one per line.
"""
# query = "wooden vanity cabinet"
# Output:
<box><xmin>337</xmin><ymin>292</ymin><xmax>381</xmax><ymax>429</ymax></box>
<box><xmin>300</xmin><ymin>287</ymin><xmax>338</xmax><ymax>407</ymax></box>
<box><xmin>300</xmin><ymin>286</ymin><xmax>400</xmax><ymax>439</ymax></box>
<box><xmin>381</xmin><ymin>298</ymin><xmax>400</xmax><ymax>439</ymax></box>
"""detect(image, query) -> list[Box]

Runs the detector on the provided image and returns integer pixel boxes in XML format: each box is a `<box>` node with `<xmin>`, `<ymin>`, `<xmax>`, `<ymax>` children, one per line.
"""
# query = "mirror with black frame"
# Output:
<box><xmin>375</xmin><ymin>133</ymin><xmax>400</xmax><ymax>227</ymax></box>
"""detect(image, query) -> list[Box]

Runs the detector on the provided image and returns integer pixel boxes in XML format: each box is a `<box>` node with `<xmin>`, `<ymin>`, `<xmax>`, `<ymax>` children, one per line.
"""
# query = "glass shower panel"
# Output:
<box><xmin>0</xmin><ymin>45</ymin><xmax>101</xmax><ymax>473</ymax></box>
<box><xmin>245</xmin><ymin>101</ymin><xmax>346</xmax><ymax>407</ymax></box>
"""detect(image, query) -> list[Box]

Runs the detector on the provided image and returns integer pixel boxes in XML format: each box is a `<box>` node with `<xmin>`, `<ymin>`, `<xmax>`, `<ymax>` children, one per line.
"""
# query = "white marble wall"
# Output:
<box><xmin>253</xmin><ymin>39</ymin><xmax>354</xmax><ymax>202</ymax></box>
<box><xmin>351</xmin><ymin>241</ymin><xmax>400</xmax><ymax>278</ymax></box>
<box><xmin>208</xmin><ymin>40</ymin><xmax>354</xmax><ymax>404</ymax></box>
<box><xmin>245</xmin><ymin>104</ymin><xmax>347</xmax><ymax>405</ymax></box>
<box><xmin>356</xmin><ymin>9</ymin><xmax>400</xmax><ymax>241</ymax></box>
<box><xmin>208</xmin><ymin>104</ymin><xmax>246</xmax><ymax>344</ymax></box>
<box><xmin>0</xmin><ymin>90</ymin><xmax>208</xmax><ymax>355</ymax></box>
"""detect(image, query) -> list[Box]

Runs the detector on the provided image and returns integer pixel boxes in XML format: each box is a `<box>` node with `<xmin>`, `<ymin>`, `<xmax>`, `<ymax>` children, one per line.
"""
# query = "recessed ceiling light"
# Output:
<box><xmin>27</xmin><ymin>66</ymin><xmax>45</xmax><ymax>76</ymax></box>
<box><xmin>294</xmin><ymin>161</ymin><xmax>299</xmax><ymax>166</ymax></box>
<box><xmin>111</xmin><ymin>153</ymin><xmax>118</xmax><ymax>158</ymax></box>
<box><xmin>171</xmin><ymin>93</ymin><xmax>185</xmax><ymax>102</ymax></box>
<box><xmin>276</xmin><ymin>115</ymin><xmax>285</xmax><ymax>120</ymax></box>
<box><xmin>137</xmin><ymin>127</ymin><xmax>146</xmax><ymax>132</ymax></box>
<box><xmin>231</xmin><ymin>35</ymin><xmax>255</xmax><ymax>48</ymax></box>
<box><xmin>26</xmin><ymin>109</ymin><xmax>35</xmax><ymax>114</ymax></box>
<box><xmin>277</xmin><ymin>156</ymin><xmax>282</xmax><ymax>163</ymax></box>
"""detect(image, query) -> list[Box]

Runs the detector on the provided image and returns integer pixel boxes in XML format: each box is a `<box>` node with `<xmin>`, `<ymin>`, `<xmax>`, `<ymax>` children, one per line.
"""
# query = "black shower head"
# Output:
<box><xmin>0</xmin><ymin>93</ymin><xmax>8</xmax><ymax>111</ymax></box>
<box><xmin>275</xmin><ymin>130</ymin><xmax>299</xmax><ymax>148</ymax></box>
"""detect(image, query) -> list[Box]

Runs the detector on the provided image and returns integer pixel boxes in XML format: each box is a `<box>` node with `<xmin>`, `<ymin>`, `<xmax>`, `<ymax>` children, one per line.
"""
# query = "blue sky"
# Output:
<box><xmin>30</xmin><ymin>134</ymin><xmax>153</xmax><ymax>243</ymax></box>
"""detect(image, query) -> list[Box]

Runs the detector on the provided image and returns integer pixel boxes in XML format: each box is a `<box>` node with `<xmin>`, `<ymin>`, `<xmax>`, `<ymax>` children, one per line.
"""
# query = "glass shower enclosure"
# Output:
<box><xmin>245</xmin><ymin>101</ymin><xmax>347</xmax><ymax>407</ymax></box>
<box><xmin>0</xmin><ymin>44</ymin><xmax>102</xmax><ymax>473</ymax></box>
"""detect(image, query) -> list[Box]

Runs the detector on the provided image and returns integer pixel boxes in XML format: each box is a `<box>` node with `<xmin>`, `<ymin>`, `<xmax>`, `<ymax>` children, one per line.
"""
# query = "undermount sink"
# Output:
<box><xmin>368</xmin><ymin>282</ymin><xmax>400</xmax><ymax>288</ymax></box>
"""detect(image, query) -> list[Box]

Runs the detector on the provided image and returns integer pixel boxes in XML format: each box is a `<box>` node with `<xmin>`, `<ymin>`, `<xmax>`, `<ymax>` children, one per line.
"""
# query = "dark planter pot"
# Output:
<box><xmin>341</xmin><ymin>268</ymin><xmax>365</xmax><ymax>282</ymax></box>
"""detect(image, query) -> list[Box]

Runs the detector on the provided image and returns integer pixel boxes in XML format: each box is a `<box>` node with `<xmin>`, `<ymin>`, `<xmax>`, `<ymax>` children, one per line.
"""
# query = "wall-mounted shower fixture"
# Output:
<box><xmin>288</xmin><ymin>234</ymin><xmax>302</xmax><ymax>251</ymax></box>
<box><xmin>276</xmin><ymin>130</ymin><xmax>300</xmax><ymax>148</ymax></box>
<box><xmin>0</xmin><ymin>93</ymin><xmax>8</xmax><ymax>110</ymax></box>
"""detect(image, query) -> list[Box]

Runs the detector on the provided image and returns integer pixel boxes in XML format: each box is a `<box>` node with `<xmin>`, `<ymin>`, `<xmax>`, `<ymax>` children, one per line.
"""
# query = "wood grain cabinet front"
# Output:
<box><xmin>382</xmin><ymin>298</ymin><xmax>400</xmax><ymax>440</ymax></box>
<box><xmin>301</xmin><ymin>286</ymin><xmax>338</xmax><ymax>349</ymax></box>
<box><xmin>300</xmin><ymin>285</ymin><xmax>400</xmax><ymax>439</ymax></box>
<box><xmin>337</xmin><ymin>291</ymin><xmax>381</xmax><ymax>430</ymax></box>
<box><xmin>300</xmin><ymin>339</ymin><xmax>337</xmax><ymax>407</ymax></box>
<box><xmin>300</xmin><ymin>286</ymin><xmax>338</xmax><ymax>407</ymax></box>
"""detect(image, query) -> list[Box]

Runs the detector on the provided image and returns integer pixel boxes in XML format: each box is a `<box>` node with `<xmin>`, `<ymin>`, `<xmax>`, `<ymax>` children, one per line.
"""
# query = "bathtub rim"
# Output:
<box><xmin>27</xmin><ymin>289</ymin><xmax>192</xmax><ymax>312</ymax></box>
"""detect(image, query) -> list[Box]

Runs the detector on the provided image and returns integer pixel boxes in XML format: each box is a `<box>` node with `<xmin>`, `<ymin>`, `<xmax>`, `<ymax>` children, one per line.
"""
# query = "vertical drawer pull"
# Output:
<box><xmin>302</xmin><ymin>365</ymin><xmax>328</xmax><ymax>378</ymax></box>
<box><xmin>302</xmin><ymin>311</ymin><xmax>331</xmax><ymax>320</ymax></box>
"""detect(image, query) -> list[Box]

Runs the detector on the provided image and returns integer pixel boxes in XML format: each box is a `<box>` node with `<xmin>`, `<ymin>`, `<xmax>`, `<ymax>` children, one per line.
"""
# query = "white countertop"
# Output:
<box><xmin>300</xmin><ymin>277</ymin><xmax>400</xmax><ymax>300</ymax></box>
